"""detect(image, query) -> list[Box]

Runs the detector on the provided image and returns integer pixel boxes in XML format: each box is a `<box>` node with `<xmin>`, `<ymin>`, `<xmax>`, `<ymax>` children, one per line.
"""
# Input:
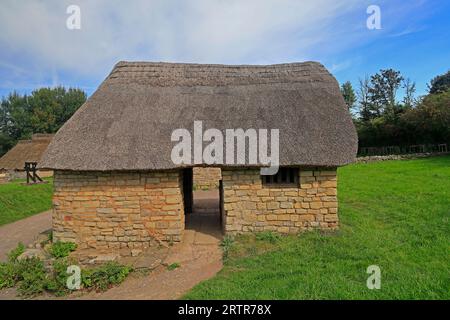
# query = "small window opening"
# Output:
<box><xmin>262</xmin><ymin>167</ymin><xmax>299</xmax><ymax>186</ymax></box>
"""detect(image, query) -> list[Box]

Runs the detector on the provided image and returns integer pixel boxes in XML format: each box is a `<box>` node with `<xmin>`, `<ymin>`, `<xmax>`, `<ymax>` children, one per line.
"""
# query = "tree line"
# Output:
<box><xmin>341</xmin><ymin>69</ymin><xmax>450</xmax><ymax>150</ymax></box>
<box><xmin>0</xmin><ymin>87</ymin><xmax>86</xmax><ymax>156</ymax></box>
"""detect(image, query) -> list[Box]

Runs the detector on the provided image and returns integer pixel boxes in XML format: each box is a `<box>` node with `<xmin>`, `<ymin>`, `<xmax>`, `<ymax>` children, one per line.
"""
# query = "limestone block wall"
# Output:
<box><xmin>193</xmin><ymin>167</ymin><xmax>221</xmax><ymax>189</ymax></box>
<box><xmin>52</xmin><ymin>170</ymin><xmax>184</xmax><ymax>256</ymax></box>
<box><xmin>222</xmin><ymin>168</ymin><xmax>338</xmax><ymax>234</ymax></box>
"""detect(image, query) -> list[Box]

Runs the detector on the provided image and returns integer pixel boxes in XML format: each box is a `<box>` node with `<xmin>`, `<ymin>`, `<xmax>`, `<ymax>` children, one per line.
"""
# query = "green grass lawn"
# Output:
<box><xmin>0</xmin><ymin>178</ymin><xmax>53</xmax><ymax>226</ymax></box>
<box><xmin>184</xmin><ymin>155</ymin><xmax>450</xmax><ymax>299</ymax></box>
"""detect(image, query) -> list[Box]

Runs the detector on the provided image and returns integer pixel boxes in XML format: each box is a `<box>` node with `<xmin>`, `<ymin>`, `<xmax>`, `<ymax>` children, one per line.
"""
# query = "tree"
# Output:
<box><xmin>357</xmin><ymin>76</ymin><xmax>374</xmax><ymax>122</ymax></box>
<box><xmin>401</xmin><ymin>89</ymin><xmax>450</xmax><ymax>144</ymax></box>
<box><xmin>340</xmin><ymin>81</ymin><xmax>357</xmax><ymax>112</ymax></box>
<box><xmin>368</xmin><ymin>69</ymin><xmax>404</xmax><ymax>120</ymax></box>
<box><xmin>0</xmin><ymin>87</ymin><xmax>86</xmax><ymax>156</ymax></box>
<box><xmin>428</xmin><ymin>70</ymin><xmax>450</xmax><ymax>94</ymax></box>
<box><xmin>353</xmin><ymin>69</ymin><xmax>449</xmax><ymax>149</ymax></box>
<box><xmin>402</xmin><ymin>78</ymin><xmax>416</xmax><ymax>109</ymax></box>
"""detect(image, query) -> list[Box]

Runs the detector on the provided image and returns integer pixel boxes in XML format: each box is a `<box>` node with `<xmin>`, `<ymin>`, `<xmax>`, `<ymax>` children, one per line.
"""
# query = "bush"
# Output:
<box><xmin>49</xmin><ymin>241</ymin><xmax>77</xmax><ymax>258</ymax></box>
<box><xmin>1</xmin><ymin>242</ymin><xmax>132</xmax><ymax>297</ymax></box>
<box><xmin>16</xmin><ymin>257</ymin><xmax>48</xmax><ymax>297</ymax></box>
<box><xmin>0</xmin><ymin>262</ymin><xmax>16</xmax><ymax>289</ymax></box>
<box><xmin>45</xmin><ymin>258</ymin><xmax>74</xmax><ymax>296</ymax></box>
<box><xmin>82</xmin><ymin>262</ymin><xmax>132</xmax><ymax>292</ymax></box>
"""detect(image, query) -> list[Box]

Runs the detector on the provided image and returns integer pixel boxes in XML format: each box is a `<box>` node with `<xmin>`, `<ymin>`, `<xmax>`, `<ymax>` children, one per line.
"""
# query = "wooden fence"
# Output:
<box><xmin>358</xmin><ymin>143</ymin><xmax>448</xmax><ymax>157</ymax></box>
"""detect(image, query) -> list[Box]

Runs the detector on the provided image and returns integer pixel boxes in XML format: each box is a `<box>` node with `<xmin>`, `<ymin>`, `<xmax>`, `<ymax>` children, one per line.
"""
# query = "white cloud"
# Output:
<box><xmin>0</xmin><ymin>0</ymin><xmax>401</xmax><ymax>90</ymax></box>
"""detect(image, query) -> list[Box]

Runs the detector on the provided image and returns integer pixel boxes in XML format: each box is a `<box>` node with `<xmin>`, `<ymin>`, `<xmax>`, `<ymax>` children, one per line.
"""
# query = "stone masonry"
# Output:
<box><xmin>52</xmin><ymin>170</ymin><xmax>184</xmax><ymax>257</ymax></box>
<box><xmin>222</xmin><ymin>168</ymin><xmax>338</xmax><ymax>234</ymax></box>
<box><xmin>193</xmin><ymin>167</ymin><xmax>222</xmax><ymax>189</ymax></box>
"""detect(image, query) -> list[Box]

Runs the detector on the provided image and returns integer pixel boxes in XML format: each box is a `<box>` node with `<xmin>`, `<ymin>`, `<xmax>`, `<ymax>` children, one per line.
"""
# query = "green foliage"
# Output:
<box><xmin>1</xmin><ymin>240</ymin><xmax>132</xmax><ymax>297</ymax></box>
<box><xmin>429</xmin><ymin>70</ymin><xmax>450</xmax><ymax>94</ymax></box>
<box><xmin>0</xmin><ymin>262</ymin><xmax>16</xmax><ymax>289</ymax></box>
<box><xmin>255</xmin><ymin>231</ymin><xmax>281</xmax><ymax>243</ymax></box>
<box><xmin>0</xmin><ymin>256</ymin><xmax>132</xmax><ymax>297</ymax></box>
<box><xmin>82</xmin><ymin>262</ymin><xmax>132</xmax><ymax>292</ymax></box>
<box><xmin>45</xmin><ymin>258</ymin><xmax>74</xmax><ymax>296</ymax></box>
<box><xmin>49</xmin><ymin>241</ymin><xmax>77</xmax><ymax>258</ymax></box>
<box><xmin>352</xmin><ymin>68</ymin><xmax>450</xmax><ymax>148</ymax></box>
<box><xmin>368</xmin><ymin>69</ymin><xmax>404</xmax><ymax>119</ymax></box>
<box><xmin>1</xmin><ymin>246</ymin><xmax>52</xmax><ymax>296</ymax></box>
<box><xmin>7</xmin><ymin>242</ymin><xmax>25</xmax><ymax>262</ymax></box>
<box><xmin>340</xmin><ymin>81</ymin><xmax>357</xmax><ymax>111</ymax></box>
<box><xmin>0</xmin><ymin>178</ymin><xmax>53</xmax><ymax>226</ymax></box>
<box><xmin>167</xmin><ymin>262</ymin><xmax>180</xmax><ymax>271</ymax></box>
<box><xmin>402</xmin><ymin>78</ymin><xmax>417</xmax><ymax>108</ymax></box>
<box><xmin>16</xmin><ymin>258</ymin><xmax>48</xmax><ymax>297</ymax></box>
<box><xmin>220</xmin><ymin>235</ymin><xmax>235</xmax><ymax>260</ymax></box>
<box><xmin>0</xmin><ymin>132</ymin><xmax>14</xmax><ymax>156</ymax></box>
<box><xmin>185</xmin><ymin>156</ymin><xmax>450</xmax><ymax>299</ymax></box>
<box><xmin>0</xmin><ymin>87</ymin><xmax>86</xmax><ymax>156</ymax></box>
<box><xmin>400</xmin><ymin>89</ymin><xmax>450</xmax><ymax>144</ymax></box>
<box><xmin>1</xmin><ymin>244</ymin><xmax>28</xmax><ymax>290</ymax></box>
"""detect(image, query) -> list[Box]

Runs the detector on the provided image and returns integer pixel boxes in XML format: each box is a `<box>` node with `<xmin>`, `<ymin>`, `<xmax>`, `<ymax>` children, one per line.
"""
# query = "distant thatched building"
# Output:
<box><xmin>40</xmin><ymin>61</ymin><xmax>357</xmax><ymax>258</ymax></box>
<box><xmin>0</xmin><ymin>134</ymin><xmax>54</xmax><ymax>182</ymax></box>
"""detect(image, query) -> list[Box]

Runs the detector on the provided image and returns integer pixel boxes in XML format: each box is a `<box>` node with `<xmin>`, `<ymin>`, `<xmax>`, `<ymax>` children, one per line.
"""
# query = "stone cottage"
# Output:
<box><xmin>40</xmin><ymin>61</ymin><xmax>357</xmax><ymax>257</ymax></box>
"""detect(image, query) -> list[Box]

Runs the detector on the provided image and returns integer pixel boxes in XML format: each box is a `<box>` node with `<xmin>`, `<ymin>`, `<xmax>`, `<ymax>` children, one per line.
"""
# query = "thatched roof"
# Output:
<box><xmin>40</xmin><ymin>61</ymin><xmax>357</xmax><ymax>171</ymax></box>
<box><xmin>0</xmin><ymin>134</ymin><xmax>54</xmax><ymax>170</ymax></box>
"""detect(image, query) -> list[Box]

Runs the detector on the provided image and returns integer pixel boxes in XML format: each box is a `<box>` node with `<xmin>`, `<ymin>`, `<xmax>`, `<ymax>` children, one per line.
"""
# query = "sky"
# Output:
<box><xmin>0</xmin><ymin>0</ymin><xmax>449</xmax><ymax>99</ymax></box>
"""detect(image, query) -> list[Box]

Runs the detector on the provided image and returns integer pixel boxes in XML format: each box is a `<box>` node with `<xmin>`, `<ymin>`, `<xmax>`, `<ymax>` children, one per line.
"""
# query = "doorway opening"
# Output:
<box><xmin>182</xmin><ymin>168</ymin><xmax>222</xmax><ymax>238</ymax></box>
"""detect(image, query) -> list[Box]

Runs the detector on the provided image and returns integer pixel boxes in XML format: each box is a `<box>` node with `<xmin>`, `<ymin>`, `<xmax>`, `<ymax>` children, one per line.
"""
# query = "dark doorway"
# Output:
<box><xmin>182</xmin><ymin>168</ymin><xmax>193</xmax><ymax>215</ymax></box>
<box><xmin>182</xmin><ymin>168</ymin><xmax>223</xmax><ymax>238</ymax></box>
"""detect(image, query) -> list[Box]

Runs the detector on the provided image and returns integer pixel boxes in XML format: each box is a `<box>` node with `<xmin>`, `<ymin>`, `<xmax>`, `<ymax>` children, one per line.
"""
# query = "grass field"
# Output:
<box><xmin>0</xmin><ymin>178</ymin><xmax>53</xmax><ymax>226</ymax></box>
<box><xmin>184</xmin><ymin>156</ymin><xmax>450</xmax><ymax>299</ymax></box>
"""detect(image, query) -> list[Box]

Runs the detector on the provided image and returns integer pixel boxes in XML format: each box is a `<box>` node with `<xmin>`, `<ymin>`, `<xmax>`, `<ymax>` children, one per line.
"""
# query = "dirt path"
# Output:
<box><xmin>0</xmin><ymin>210</ymin><xmax>52</xmax><ymax>261</ymax></box>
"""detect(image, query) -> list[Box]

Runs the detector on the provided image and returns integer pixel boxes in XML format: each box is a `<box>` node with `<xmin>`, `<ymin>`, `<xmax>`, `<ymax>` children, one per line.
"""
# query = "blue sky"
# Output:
<box><xmin>0</xmin><ymin>0</ymin><xmax>449</xmax><ymax>99</ymax></box>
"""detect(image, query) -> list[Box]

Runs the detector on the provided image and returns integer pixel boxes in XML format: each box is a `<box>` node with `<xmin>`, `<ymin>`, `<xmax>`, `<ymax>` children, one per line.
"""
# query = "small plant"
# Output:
<box><xmin>255</xmin><ymin>231</ymin><xmax>281</xmax><ymax>244</ymax></box>
<box><xmin>7</xmin><ymin>242</ymin><xmax>25</xmax><ymax>262</ymax></box>
<box><xmin>16</xmin><ymin>257</ymin><xmax>48</xmax><ymax>297</ymax></box>
<box><xmin>0</xmin><ymin>242</ymin><xmax>132</xmax><ymax>297</ymax></box>
<box><xmin>49</xmin><ymin>241</ymin><xmax>77</xmax><ymax>258</ymax></box>
<box><xmin>82</xmin><ymin>262</ymin><xmax>132</xmax><ymax>292</ymax></box>
<box><xmin>45</xmin><ymin>258</ymin><xmax>73</xmax><ymax>296</ymax></box>
<box><xmin>167</xmin><ymin>262</ymin><xmax>180</xmax><ymax>271</ymax></box>
<box><xmin>0</xmin><ymin>262</ymin><xmax>16</xmax><ymax>289</ymax></box>
<box><xmin>220</xmin><ymin>235</ymin><xmax>235</xmax><ymax>260</ymax></box>
<box><xmin>40</xmin><ymin>231</ymin><xmax>53</xmax><ymax>247</ymax></box>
